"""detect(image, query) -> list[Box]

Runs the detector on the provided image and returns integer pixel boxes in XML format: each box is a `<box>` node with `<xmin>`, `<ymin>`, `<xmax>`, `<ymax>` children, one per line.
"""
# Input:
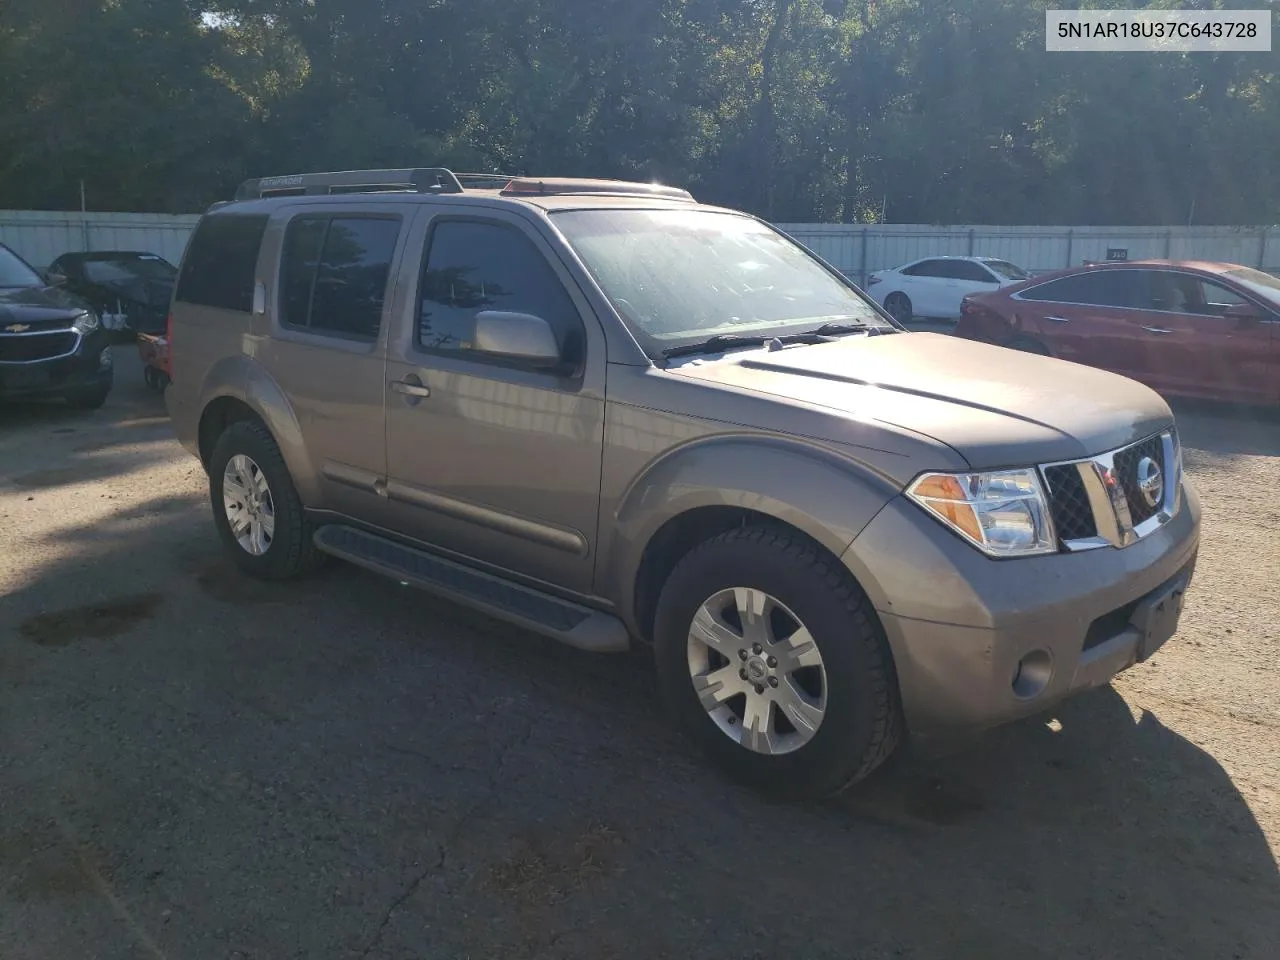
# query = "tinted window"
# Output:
<box><xmin>279</xmin><ymin>216</ymin><xmax>401</xmax><ymax>339</ymax></box>
<box><xmin>984</xmin><ymin>259</ymin><xmax>1030</xmax><ymax>281</ymax></box>
<box><xmin>1147</xmin><ymin>271</ymin><xmax>1249</xmax><ymax>316</ymax></box>
<box><xmin>902</xmin><ymin>259</ymin><xmax>946</xmax><ymax>278</ymax></box>
<box><xmin>949</xmin><ymin>260</ymin><xmax>996</xmax><ymax>282</ymax></box>
<box><xmin>82</xmin><ymin>257</ymin><xmax>177</xmax><ymax>284</ymax></box>
<box><xmin>417</xmin><ymin>221</ymin><xmax>581</xmax><ymax>360</ymax></box>
<box><xmin>1020</xmin><ymin>270</ymin><xmax>1145</xmax><ymax>308</ymax></box>
<box><xmin>175</xmin><ymin>213</ymin><xmax>269</xmax><ymax>312</ymax></box>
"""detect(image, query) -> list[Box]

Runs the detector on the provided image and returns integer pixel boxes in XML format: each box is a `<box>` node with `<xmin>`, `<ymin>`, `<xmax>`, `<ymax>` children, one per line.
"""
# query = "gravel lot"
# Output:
<box><xmin>2</xmin><ymin>351</ymin><xmax>1277</xmax><ymax>959</ymax></box>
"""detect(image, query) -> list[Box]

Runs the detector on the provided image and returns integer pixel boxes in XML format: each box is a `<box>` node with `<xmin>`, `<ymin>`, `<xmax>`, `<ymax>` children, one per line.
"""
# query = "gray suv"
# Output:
<box><xmin>166</xmin><ymin>168</ymin><xmax>1201</xmax><ymax>800</ymax></box>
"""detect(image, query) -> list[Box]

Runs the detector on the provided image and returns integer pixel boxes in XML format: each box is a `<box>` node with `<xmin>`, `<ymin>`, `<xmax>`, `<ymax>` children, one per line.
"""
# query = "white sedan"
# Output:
<box><xmin>866</xmin><ymin>256</ymin><xmax>1031</xmax><ymax>325</ymax></box>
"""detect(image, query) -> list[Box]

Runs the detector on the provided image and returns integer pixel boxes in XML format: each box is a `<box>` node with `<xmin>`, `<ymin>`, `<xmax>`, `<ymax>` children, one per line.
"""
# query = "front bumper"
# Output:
<box><xmin>842</xmin><ymin>479</ymin><xmax>1202</xmax><ymax>737</ymax></box>
<box><xmin>0</xmin><ymin>330</ymin><xmax>114</xmax><ymax>401</ymax></box>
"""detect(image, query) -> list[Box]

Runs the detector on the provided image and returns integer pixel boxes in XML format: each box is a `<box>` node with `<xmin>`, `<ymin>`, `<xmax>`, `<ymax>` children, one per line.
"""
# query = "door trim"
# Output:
<box><xmin>384</xmin><ymin>480</ymin><xmax>590</xmax><ymax>556</ymax></box>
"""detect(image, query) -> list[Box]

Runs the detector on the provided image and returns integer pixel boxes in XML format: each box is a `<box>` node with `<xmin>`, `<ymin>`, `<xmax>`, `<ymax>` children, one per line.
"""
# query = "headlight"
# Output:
<box><xmin>907</xmin><ymin>468</ymin><xmax>1056</xmax><ymax>558</ymax></box>
<box><xmin>72</xmin><ymin>311</ymin><xmax>100</xmax><ymax>334</ymax></box>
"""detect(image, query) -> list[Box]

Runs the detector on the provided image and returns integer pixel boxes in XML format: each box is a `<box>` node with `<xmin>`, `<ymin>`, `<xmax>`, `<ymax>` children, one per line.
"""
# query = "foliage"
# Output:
<box><xmin>0</xmin><ymin>0</ymin><xmax>1275</xmax><ymax>223</ymax></box>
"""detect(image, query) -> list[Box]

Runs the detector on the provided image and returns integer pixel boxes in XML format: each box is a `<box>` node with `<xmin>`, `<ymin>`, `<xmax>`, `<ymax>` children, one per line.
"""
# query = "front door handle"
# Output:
<box><xmin>1044</xmin><ymin>315</ymin><xmax>1071</xmax><ymax>323</ymax></box>
<box><xmin>390</xmin><ymin>378</ymin><xmax>431</xmax><ymax>399</ymax></box>
<box><xmin>1141</xmin><ymin>326</ymin><xmax>1173</xmax><ymax>335</ymax></box>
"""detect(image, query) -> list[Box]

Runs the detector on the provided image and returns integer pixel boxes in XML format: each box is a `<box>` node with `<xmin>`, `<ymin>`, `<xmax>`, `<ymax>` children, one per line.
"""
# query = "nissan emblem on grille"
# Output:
<box><xmin>1136</xmin><ymin>456</ymin><xmax>1164</xmax><ymax>509</ymax></box>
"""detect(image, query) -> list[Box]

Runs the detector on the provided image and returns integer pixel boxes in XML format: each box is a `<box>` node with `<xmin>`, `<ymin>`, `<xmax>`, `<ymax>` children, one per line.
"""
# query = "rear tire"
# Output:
<box><xmin>653</xmin><ymin>525</ymin><xmax>903</xmax><ymax>802</ymax></box>
<box><xmin>208</xmin><ymin>420</ymin><xmax>324</xmax><ymax>581</ymax></box>
<box><xmin>884</xmin><ymin>292</ymin><xmax>913</xmax><ymax>325</ymax></box>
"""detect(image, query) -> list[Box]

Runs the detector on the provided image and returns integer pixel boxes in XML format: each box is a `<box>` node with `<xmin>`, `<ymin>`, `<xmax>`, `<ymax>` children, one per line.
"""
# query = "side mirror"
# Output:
<box><xmin>45</xmin><ymin>270</ymin><xmax>68</xmax><ymax>287</ymax></box>
<box><xmin>1224</xmin><ymin>302</ymin><xmax>1263</xmax><ymax>325</ymax></box>
<box><xmin>473</xmin><ymin>311</ymin><xmax>564</xmax><ymax>370</ymax></box>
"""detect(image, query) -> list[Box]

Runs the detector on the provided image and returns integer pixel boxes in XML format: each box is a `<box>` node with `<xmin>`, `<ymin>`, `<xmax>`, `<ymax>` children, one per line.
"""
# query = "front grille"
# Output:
<box><xmin>1113</xmin><ymin>434</ymin><xmax>1165</xmax><ymax>525</ymax></box>
<box><xmin>0</xmin><ymin>332</ymin><xmax>78</xmax><ymax>363</ymax></box>
<box><xmin>1043</xmin><ymin>463</ymin><xmax>1097</xmax><ymax>541</ymax></box>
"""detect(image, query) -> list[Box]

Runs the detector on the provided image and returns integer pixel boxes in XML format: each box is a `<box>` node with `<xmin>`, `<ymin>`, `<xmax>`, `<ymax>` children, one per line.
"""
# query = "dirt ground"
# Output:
<box><xmin>1</xmin><ymin>350</ymin><xmax>1277</xmax><ymax>960</ymax></box>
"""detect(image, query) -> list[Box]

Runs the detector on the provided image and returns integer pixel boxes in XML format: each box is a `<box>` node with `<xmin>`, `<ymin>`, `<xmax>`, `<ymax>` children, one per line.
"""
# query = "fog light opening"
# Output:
<box><xmin>1012</xmin><ymin>649</ymin><xmax>1053</xmax><ymax>700</ymax></box>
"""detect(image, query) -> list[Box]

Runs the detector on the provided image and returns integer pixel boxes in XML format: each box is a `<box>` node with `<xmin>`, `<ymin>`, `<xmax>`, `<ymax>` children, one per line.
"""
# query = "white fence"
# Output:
<box><xmin>2</xmin><ymin>210</ymin><xmax>1276</xmax><ymax>285</ymax></box>
<box><xmin>0</xmin><ymin>210</ymin><xmax>200</xmax><ymax>270</ymax></box>
<box><xmin>775</xmin><ymin>223</ymin><xmax>1279</xmax><ymax>286</ymax></box>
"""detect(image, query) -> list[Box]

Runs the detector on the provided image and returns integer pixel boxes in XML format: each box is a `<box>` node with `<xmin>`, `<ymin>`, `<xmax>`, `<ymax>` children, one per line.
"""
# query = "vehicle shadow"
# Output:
<box><xmin>1</xmin><ymin>489</ymin><xmax>1275</xmax><ymax>960</ymax></box>
<box><xmin>1170</xmin><ymin>397</ymin><xmax>1280</xmax><ymax>459</ymax></box>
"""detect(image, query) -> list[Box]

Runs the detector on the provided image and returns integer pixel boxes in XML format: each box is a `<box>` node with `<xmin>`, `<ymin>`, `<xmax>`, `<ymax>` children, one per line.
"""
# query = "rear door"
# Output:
<box><xmin>1010</xmin><ymin>269</ymin><xmax>1150</xmax><ymax>381</ymax></box>
<box><xmin>255</xmin><ymin>202</ymin><xmax>412</xmax><ymax>520</ymax></box>
<box><xmin>896</xmin><ymin>259</ymin><xmax>949</xmax><ymax>316</ymax></box>
<box><xmin>1126</xmin><ymin>270</ymin><xmax>1276</xmax><ymax>404</ymax></box>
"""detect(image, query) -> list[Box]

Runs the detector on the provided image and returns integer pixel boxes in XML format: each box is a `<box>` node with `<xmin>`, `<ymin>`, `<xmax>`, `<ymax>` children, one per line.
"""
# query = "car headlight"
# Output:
<box><xmin>72</xmin><ymin>311</ymin><xmax>100</xmax><ymax>334</ymax></box>
<box><xmin>907</xmin><ymin>468</ymin><xmax>1056</xmax><ymax>557</ymax></box>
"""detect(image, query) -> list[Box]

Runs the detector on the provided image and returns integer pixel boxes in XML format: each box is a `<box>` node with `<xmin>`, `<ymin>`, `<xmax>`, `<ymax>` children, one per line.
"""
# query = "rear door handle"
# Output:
<box><xmin>390</xmin><ymin>379</ymin><xmax>431</xmax><ymax>399</ymax></box>
<box><xmin>1142</xmin><ymin>326</ymin><xmax>1173</xmax><ymax>335</ymax></box>
<box><xmin>1044</xmin><ymin>315</ymin><xmax>1071</xmax><ymax>323</ymax></box>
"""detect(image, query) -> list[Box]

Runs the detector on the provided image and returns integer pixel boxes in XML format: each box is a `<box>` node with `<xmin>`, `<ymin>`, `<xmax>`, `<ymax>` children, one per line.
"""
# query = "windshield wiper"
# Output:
<box><xmin>660</xmin><ymin>332</ymin><xmax>832</xmax><ymax>362</ymax></box>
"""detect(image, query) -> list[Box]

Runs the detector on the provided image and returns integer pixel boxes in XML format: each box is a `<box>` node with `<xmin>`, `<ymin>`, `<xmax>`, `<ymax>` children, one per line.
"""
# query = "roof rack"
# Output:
<box><xmin>231</xmin><ymin>168</ymin><xmax>695</xmax><ymax>203</ymax></box>
<box><xmin>500</xmin><ymin>177</ymin><xmax>694</xmax><ymax>201</ymax></box>
<box><xmin>233</xmin><ymin>167</ymin><xmax>468</xmax><ymax>201</ymax></box>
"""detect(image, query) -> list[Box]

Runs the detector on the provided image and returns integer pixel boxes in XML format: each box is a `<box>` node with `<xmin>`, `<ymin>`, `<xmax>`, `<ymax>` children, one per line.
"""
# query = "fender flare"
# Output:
<box><xmin>197</xmin><ymin>355</ymin><xmax>322</xmax><ymax>506</ymax></box>
<box><xmin>599</xmin><ymin>434</ymin><xmax>902</xmax><ymax>631</ymax></box>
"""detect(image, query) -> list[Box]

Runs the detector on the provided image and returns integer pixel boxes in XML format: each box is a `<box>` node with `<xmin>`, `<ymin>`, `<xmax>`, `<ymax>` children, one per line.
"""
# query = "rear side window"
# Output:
<box><xmin>1020</xmin><ymin>270</ymin><xmax>1145</xmax><ymax>309</ymax></box>
<box><xmin>416</xmin><ymin>220</ymin><xmax>582</xmax><ymax>361</ymax></box>
<box><xmin>175</xmin><ymin>213</ymin><xmax>269</xmax><ymax>312</ymax></box>
<box><xmin>278</xmin><ymin>215</ymin><xmax>402</xmax><ymax>340</ymax></box>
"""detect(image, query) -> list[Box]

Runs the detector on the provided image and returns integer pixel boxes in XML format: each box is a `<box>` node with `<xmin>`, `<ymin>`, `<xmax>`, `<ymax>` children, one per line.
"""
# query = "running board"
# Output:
<box><xmin>312</xmin><ymin>525</ymin><xmax>630</xmax><ymax>654</ymax></box>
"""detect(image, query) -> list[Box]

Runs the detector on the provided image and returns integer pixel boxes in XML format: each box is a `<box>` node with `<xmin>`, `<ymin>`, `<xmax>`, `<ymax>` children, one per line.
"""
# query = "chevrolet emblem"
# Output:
<box><xmin>4</xmin><ymin>323</ymin><xmax>30</xmax><ymax>333</ymax></box>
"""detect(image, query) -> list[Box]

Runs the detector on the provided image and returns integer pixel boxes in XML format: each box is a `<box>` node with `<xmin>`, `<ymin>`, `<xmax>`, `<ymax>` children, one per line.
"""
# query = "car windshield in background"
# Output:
<box><xmin>0</xmin><ymin>246</ymin><xmax>43</xmax><ymax>288</ymax></box>
<box><xmin>983</xmin><ymin>259</ymin><xmax>1030</xmax><ymax>281</ymax></box>
<box><xmin>552</xmin><ymin>208</ymin><xmax>890</xmax><ymax>355</ymax></box>
<box><xmin>1224</xmin><ymin>267</ymin><xmax>1280</xmax><ymax>304</ymax></box>
<box><xmin>83</xmin><ymin>256</ymin><xmax>177</xmax><ymax>284</ymax></box>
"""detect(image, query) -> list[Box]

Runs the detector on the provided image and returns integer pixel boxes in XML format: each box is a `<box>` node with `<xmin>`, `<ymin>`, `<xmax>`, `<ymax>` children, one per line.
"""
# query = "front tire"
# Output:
<box><xmin>653</xmin><ymin>525</ymin><xmax>903</xmax><ymax>801</ymax></box>
<box><xmin>208</xmin><ymin>420</ymin><xmax>323</xmax><ymax>580</ymax></box>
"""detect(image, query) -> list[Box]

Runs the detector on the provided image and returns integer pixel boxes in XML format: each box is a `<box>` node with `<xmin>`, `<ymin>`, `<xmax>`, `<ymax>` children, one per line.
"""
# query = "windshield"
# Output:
<box><xmin>1224</xmin><ymin>267</ymin><xmax>1280</xmax><ymax>304</ymax></box>
<box><xmin>552</xmin><ymin>208</ymin><xmax>891</xmax><ymax>355</ymax></box>
<box><xmin>0</xmin><ymin>245</ymin><xmax>43</xmax><ymax>288</ymax></box>
<box><xmin>82</xmin><ymin>255</ymin><xmax>177</xmax><ymax>284</ymax></box>
<box><xmin>983</xmin><ymin>259</ymin><xmax>1030</xmax><ymax>281</ymax></box>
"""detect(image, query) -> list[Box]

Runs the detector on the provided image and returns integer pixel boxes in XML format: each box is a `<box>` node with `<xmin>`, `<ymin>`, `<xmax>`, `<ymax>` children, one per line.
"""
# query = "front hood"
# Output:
<box><xmin>667</xmin><ymin>332</ymin><xmax>1173</xmax><ymax>469</ymax></box>
<box><xmin>0</xmin><ymin>284</ymin><xmax>91</xmax><ymax>323</ymax></box>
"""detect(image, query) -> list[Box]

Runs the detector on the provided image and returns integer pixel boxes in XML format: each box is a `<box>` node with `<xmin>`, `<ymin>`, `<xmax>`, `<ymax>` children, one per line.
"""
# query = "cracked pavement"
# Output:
<box><xmin>1</xmin><ymin>351</ymin><xmax>1278</xmax><ymax>959</ymax></box>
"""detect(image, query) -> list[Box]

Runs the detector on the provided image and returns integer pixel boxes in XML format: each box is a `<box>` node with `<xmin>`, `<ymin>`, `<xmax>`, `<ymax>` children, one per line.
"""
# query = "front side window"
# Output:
<box><xmin>983</xmin><ymin>259</ymin><xmax>1030</xmax><ymax>281</ymax></box>
<box><xmin>0</xmin><ymin>244</ymin><xmax>44</xmax><ymax>288</ymax></box>
<box><xmin>948</xmin><ymin>260</ymin><xmax>997</xmax><ymax>282</ymax></box>
<box><xmin>278</xmin><ymin>215</ymin><xmax>401</xmax><ymax>340</ymax></box>
<box><xmin>902</xmin><ymin>259</ymin><xmax>946</xmax><ymax>278</ymax></box>
<box><xmin>551</xmin><ymin>208</ymin><xmax>888</xmax><ymax>356</ymax></box>
<box><xmin>176</xmin><ymin>213</ymin><xmax>269</xmax><ymax>312</ymax></box>
<box><xmin>416</xmin><ymin>220</ymin><xmax>583</xmax><ymax>361</ymax></box>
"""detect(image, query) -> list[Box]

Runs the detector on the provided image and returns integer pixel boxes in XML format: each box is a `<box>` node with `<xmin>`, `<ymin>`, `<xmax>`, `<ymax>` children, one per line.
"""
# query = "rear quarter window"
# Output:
<box><xmin>175</xmin><ymin>213</ymin><xmax>270</xmax><ymax>312</ymax></box>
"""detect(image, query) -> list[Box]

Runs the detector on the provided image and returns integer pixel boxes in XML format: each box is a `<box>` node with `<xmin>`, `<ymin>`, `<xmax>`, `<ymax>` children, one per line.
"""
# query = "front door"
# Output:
<box><xmin>383</xmin><ymin>210</ymin><xmax>607</xmax><ymax>595</ymax></box>
<box><xmin>1127</xmin><ymin>270</ymin><xmax>1276</xmax><ymax>405</ymax></box>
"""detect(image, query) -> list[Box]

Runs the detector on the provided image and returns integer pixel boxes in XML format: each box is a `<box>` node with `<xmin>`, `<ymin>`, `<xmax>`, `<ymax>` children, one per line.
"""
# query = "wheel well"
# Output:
<box><xmin>632</xmin><ymin>507</ymin><xmax>845</xmax><ymax>645</ymax></box>
<box><xmin>198</xmin><ymin>397</ymin><xmax>262</xmax><ymax>467</ymax></box>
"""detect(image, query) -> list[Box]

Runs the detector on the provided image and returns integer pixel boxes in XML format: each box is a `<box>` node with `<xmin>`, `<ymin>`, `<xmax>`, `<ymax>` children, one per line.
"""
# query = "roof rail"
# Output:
<box><xmin>500</xmin><ymin>177</ymin><xmax>695</xmax><ymax>202</ymax></box>
<box><xmin>233</xmin><ymin>167</ymin><xmax>467</xmax><ymax>201</ymax></box>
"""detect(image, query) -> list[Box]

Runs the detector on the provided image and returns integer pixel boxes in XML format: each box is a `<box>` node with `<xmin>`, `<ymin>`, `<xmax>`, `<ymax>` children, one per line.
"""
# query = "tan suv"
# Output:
<box><xmin>165</xmin><ymin>168</ymin><xmax>1201</xmax><ymax>800</ymax></box>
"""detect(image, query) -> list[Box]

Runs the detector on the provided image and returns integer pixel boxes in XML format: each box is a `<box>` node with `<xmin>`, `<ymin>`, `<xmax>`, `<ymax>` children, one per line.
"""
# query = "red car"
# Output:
<box><xmin>955</xmin><ymin>259</ymin><xmax>1280</xmax><ymax>406</ymax></box>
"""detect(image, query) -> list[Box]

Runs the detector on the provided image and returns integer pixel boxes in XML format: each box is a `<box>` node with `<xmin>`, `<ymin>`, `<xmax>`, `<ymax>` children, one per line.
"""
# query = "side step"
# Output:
<box><xmin>312</xmin><ymin>525</ymin><xmax>631</xmax><ymax>654</ymax></box>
